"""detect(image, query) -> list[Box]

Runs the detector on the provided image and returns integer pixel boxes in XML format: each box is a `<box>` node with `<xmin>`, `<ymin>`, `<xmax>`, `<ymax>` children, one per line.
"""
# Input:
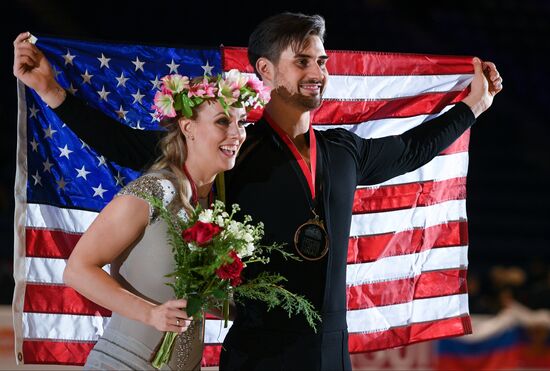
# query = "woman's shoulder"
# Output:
<box><xmin>116</xmin><ymin>173</ymin><xmax>178</xmax><ymax>222</ymax></box>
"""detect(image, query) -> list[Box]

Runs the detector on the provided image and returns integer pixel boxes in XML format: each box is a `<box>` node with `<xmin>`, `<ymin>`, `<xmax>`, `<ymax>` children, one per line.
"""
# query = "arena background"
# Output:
<box><xmin>0</xmin><ymin>1</ymin><xmax>548</xmax><ymax>369</ymax></box>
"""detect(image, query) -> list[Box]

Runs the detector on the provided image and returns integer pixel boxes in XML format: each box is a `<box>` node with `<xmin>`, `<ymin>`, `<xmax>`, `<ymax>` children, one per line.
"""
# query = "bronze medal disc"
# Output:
<box><xmin>294</xmin><ymin>219</ymin><xmax>329</xmax><ymax>261</ymax></box>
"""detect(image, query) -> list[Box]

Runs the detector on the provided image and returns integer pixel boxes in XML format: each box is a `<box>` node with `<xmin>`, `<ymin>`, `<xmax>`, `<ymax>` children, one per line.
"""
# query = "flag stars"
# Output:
<box><xmin>97</xmin><ymin>53</ymin><xmax>111</xmax><ymax>68</ymax></box>
<box><xmin>97</xmin><ymin>86</ymin><xmax>111</xmax><ymax>101</ymax></box>
<box><xmin>62</xmin><ymin>49</ymin><xmax>76</xmax><ymax>66</ymax></box>
<box><xmin>29</xmin><ymin>138</ymin><xmax>39</xmax><ymax>152</ymax></box>
<box><xmin>116</xmin><ymin>105</ymin><xmax>128</xmax><ymax>120</ymax></box>
<box><xmin>201</xmin><ymin>60</ymin><xmax>214</xmax><ymax>75</ymax></box>
<box><xmin>43</xmin><ymin>158</ymin><xmax>53</xmax><ymax>172</ymax></box>
<box><xmin>80</xmin><ymin>139</ymin><xmax>90</xmax><ymax>150</ymax></box>
<box><xmin>97</xmin><ymin>155</ymin><xmax>107</xmax><ymax>167</ymax></box>
<box><xmin>92</xmin><ymin>183</ymin><xmax>108</xmax><ymax>198</ymax></box>
<box><xmin>67</xmin><ymin>83</ymin><xmax>78</xmax><ymax>95</ymax></box>
<box><xmin>150</xmin><ymin>111</ymin><xmax>160</xmax><ymax>123</ymax></box>
<box><xmin>75</xmin><ymin>165</ymin><xmax>91</xmax><ymax>180</ymax></box>
<box><xmin>29</xmin><ymin>104</ymin><xmax>39</xmax><ymax>118</ymax></box>
<box><xmin>116</xmin><ymin>72</ymin><xmax>130</xmax><ymax>87</ymax></box>
<box><xmin>150</xmin><ymin>75</ymin><xmax>161</xmax><ymax>90</ymax></box>
<box><xmin>81</xmin><ymin>69</ymin><xmax>93</xmax><ymax>84</ymax></box>
<box><xmin>131</xmin><ymin>89</ymin><xmax>145</xmax><ymax>104</ymax></box>
<box><xmin>56</xmin><ymin>176</ymin><xmax>68</xmax><ymax>190</ymax></box>
<box><xmin>43</xmin><ymin>124</ymin><xmax>57</xmax><ymax>139</ymax></box>
<box><xmin>58</xmin><ymin>144</ymin><xmax>74</xmax><ymax>159</ymax></box>
<box><xmin>166</xmin><ymin>59</ymin><xmax>180</xmax><ymax>73</ymax></box>
<box><xmin>132</xmin><ymin>56</ymin><xmax>145</xmax><ymax>72</ymax></box>
<box><xmin>32</xmin><ymin>171</ymin><xmax>42</xmax><ymax>186</ymax></box>
<box><xmin>135</xmin><ymin>120</ymin><xmax>145</xmax><ymax>130</ymax></box>
<box><xmin>114</xmin><ymin>171</ymin><xmax>126</xmax><ymax>186</ymax></box>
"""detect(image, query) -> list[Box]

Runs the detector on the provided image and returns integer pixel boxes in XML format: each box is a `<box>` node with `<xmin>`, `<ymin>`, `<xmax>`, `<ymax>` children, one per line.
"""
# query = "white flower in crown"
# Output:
<box><xmin>161</xmin><ymin>74</ymin><xmax>190</xmax><ymax>93</ymax></box>
<box><xmin>224</xmin><ymin>69</ymin><xmax>249</xmax><ymax>90</ymax></box>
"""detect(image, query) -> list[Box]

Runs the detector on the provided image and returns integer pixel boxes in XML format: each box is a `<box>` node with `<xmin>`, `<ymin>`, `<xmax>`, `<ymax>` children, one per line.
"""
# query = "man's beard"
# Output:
<box><xmin>274</xmin><ymin>83</ymin><xmax>323</xmax><ymax>110</ymax></box>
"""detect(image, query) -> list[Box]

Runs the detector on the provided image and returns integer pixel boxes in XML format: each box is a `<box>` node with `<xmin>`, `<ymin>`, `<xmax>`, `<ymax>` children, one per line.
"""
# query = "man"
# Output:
<box><xmin>13</xmin><ymin>12</ymin><xmax>502</xmax><ymax>370</ymax></box>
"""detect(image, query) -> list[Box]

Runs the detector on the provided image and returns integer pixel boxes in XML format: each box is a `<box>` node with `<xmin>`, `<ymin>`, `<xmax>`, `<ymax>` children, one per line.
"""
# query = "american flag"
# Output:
<box><xmin>13</xmin><ymin>36</ymin><xmax>474</xmax><ymax>366</ymax></box>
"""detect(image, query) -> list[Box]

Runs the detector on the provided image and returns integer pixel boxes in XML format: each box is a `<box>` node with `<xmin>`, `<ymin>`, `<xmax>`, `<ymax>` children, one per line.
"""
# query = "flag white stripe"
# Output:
<box><xmin>22</xmin><ymin>294</ymin><xmax>468</xmax><ymax>342</ymax></box>
<box><xmin>346</xmin><ymin>294</ymin><xmax>470</xmax><ymax>334</ymax></box>
<box><xmin>25</xmin><ymin>243</ymin><xmax>467</xmax><ymax>288</ymax></box>
<box><xmin>360</xmin><ymin>152</ymin><xmax>469</xmax><ymax>188</ymax></box>
<box><xmin>242</xmin><ymin>73</ymin><xmax>473</xmax><ymax>100</ymax></box>
<box><xmin>324</xmin><ymin>74</ymin><xmax>473</xmax><ymax>100</ymax></box>
<box><xmin>350</xmin><ymin>199</ymin><xmax>467</xmax><ymax>237</ymax></box>
<box><xmin>346</xmin><ymin>245</ymin><xmax>468</xmax><ymax>286</ymax></box>
<box><xmin>204</xmin><ymin>319</ymin><xmax>233</xmax><ymax>344</ymax></box>
<box><xmin>314</xmin><ymin>105</ymin><xmax>454</xmax><ymax>137</ymax></box>
<box><xmin>23</xmin><ymin>312</ymin><xmax>109</xmax><ymax>341</ymax></box>
<box><xmin>26</xmin><ymin>203</ymin><xmax>98</xmax><ymax>233</ymax></box>
<box><xmin>23</xmin><ymin>312</ymin><xmax>235</xmax><ymax>345</ymax></box>
<box><xmin>25</xmin><ymin>257</ymin><xmax>109</xmax><ymax>284</ymax></box>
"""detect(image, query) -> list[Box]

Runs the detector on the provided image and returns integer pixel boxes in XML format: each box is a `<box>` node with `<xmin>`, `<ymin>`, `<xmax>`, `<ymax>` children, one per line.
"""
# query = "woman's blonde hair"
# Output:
<box><xmin>147</xmin><ymin>116</ymin><xmax>194</xmax><ymax>215</ymax></box>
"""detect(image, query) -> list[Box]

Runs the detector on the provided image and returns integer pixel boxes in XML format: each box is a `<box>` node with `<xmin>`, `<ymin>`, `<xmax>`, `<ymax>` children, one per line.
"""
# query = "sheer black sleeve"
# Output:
<box><xmin>323</xmin><ymin>102</ymin><xmax>476</xmax><ymax>185</ymax></box>
<box><xmin>53</xmin><ymin>93</ymin><xmax>163</xmax><ymax>171</ymax></box>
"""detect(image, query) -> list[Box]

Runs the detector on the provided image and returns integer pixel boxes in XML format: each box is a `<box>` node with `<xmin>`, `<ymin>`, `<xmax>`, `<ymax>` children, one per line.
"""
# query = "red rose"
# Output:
<box><xmin>216</xmin><ymin>250</ymin><xmax>244</xmax><ymax>286</ymax></box>
<box><xmin>182</xmin><ymin>221</ymin><xmax>223</xmax><ymax>246</ymax></box>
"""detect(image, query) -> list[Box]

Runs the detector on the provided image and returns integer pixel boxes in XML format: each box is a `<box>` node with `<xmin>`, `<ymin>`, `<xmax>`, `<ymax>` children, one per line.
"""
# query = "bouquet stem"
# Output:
<box><xmin>151</xmin><ymin>331</ymin><xmax>178</xmax><ymax>369</ymax></box>
<box><xmin>223</xmin><ymin>299</ymin><xmax>229</xmax><ymax>327</ymax></box>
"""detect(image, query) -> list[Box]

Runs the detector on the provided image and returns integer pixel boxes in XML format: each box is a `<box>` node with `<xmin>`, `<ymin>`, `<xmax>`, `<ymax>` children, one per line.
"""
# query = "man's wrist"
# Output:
<box><xmin>39</xmin><ymin>84</ymin><xmax>67</xmax><ymax>109</ymax></box>
<box><xmin>461</xmin><ymin>95</ymin><xmax>489</xmax><ymax>119</ymax></box>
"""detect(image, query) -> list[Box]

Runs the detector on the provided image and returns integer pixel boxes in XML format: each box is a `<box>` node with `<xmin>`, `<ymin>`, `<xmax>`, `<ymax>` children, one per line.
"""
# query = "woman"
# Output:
<box><xmin>13</xmin><ymin>32</ymin><xmax>269</xmax><ymax>370</ymax></box>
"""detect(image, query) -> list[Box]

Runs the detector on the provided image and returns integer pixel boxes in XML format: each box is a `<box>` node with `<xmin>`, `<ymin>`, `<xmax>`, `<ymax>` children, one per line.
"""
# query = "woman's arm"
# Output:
<box><xmin>63</xmin><ymin>195</ymin><xmax>189</xmax><ymax>332</ymax></box>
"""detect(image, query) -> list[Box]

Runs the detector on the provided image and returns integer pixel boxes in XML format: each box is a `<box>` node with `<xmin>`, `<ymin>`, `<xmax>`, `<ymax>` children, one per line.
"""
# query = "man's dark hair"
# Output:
<box><xmin>248</xmin><ymin>12</ymin><xmax>326</xmax><ymax>76</ymax></box>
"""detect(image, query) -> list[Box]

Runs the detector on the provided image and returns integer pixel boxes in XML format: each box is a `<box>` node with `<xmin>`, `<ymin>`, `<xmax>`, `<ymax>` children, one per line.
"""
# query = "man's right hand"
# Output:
<box><xmin>13</xmin><ymin>32</ymin><xmax>66</xmax><ymax>108</ymax></box>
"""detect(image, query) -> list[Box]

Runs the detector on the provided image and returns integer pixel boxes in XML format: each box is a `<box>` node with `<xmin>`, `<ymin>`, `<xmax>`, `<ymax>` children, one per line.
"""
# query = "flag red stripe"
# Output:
<box><xmin>312</xmin><ymin>90</ymin><xmax>469</xmax><ymax>124</ymax></box>
<box><xmin>346</xmin><ymin>269</ymin><xmax>468</xmax><ymax>310</ymax></box>
<box><xmin>348</xmin><ymin>315</ymin><xmax>472</xmax><ymax>353</ymax></box>
<box><xmin>353</xmin><ymin>177</ymin><xmax>466</xmax><ymax>214</ymax></box>
<box><xmin>440</xmin><ymin>130</ymin><xmax>469</xmax><ymax>155</ymax></box>
<box><xmin>26</xmin><ymin>218</ymin><xmax>468</xmax><ymax>265</ymax></box>
<box><xmin>22</xmin><ymin>340</ymin><xmax>95</xmax><ymax>365</ymax></box>
<box><xmin>202</xmin><ymin>345</ymin><xmax>222</xmax><ymax>367</ymax></box>
<box><xmin>26</xmin><ymin>228</ymin><xmax>81</xmax><ymax>258</ymax></box>
<box><xmin>24</xmin><ymin>284</ymin><xmax>111</xmax><ymax>316</ymax></box>
<box><xmin>223</xmin><ymin>47</ymin><xmax>474</xmax><ymax>76</ymax></box>
<box><xmin>247</xmin><ymin>91</ymin><xmax>469</xmax><ymax>125</ymax></box>
<box><xmin>347</xmin><ymin>221</ymin><xmax>469</xmax><ymax>263</ymax></box>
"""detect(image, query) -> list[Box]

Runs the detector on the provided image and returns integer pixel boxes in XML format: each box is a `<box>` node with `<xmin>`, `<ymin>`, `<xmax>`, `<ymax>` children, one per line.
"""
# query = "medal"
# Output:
<box><xmin>294</xmin><ymin>212</ymin><xmax>328</xmax><ymax>261</ymax></box>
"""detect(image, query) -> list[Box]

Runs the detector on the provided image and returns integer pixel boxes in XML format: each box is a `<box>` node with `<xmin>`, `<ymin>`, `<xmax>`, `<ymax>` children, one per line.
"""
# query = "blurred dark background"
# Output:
<box><xmin>1</xmin><ymin>0</ymin><xmax>549</xmax><ymax>313</ymax></box>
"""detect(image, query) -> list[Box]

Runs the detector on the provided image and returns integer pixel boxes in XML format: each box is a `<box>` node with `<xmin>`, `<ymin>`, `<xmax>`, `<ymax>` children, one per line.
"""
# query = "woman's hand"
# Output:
<box><xmin>147</xmin><ymin>299</ymin><xmax>192</xmax><ymax>333</ymax></box>
<box><xmin>13</xmin><ymin>31</ymin><xmax>66</xmax><ymax>108</ymax></box>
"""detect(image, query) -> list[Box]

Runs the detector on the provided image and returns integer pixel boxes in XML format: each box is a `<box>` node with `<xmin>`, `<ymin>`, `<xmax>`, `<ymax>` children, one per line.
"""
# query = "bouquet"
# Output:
<box><xmin>147</xmin><ymin>198</ymin><xmax>321</xmax><ymax>369</ymax></box>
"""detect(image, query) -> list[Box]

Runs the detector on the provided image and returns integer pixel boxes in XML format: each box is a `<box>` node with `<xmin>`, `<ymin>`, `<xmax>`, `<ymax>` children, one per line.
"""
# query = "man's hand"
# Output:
<box><xmin>13</xmin><ymin>32</ymin><xmax>66</xmax><ymax>108</ymax></box>
<box><xmin>462</xmin><ymin>57</ymin><xmax>503</xmax><ymax>118</ymax></box>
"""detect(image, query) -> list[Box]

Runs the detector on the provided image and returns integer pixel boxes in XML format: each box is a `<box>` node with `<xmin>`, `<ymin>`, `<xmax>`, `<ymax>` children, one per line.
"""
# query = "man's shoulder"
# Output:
<box><xmin>316</xmin><ymin>127</ymin><xmax>361</xmax><ymax>145</ymax></box>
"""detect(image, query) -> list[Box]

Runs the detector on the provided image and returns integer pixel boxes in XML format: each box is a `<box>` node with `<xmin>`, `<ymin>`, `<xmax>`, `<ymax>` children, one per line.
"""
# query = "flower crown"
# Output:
<box><xmin>152</xmin><ymin>69</ymin><xmax>271</xmax><ymax>120</ymax></box>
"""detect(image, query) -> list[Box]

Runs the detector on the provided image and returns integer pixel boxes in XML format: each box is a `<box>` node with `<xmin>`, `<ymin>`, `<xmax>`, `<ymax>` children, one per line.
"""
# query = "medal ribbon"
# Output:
<box><xmin>264</xmin><ymin>113</ymin><xmax>317</xmax><ymax>200</ymax></box>
<box><xmin>182</xmin><ymin>163</ymin><xmax>214</xmax><ymax>206</ymax></box>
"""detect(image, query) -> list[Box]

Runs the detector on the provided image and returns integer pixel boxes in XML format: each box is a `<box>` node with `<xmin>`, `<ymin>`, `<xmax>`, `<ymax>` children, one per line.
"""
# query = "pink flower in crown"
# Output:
<box><xmin>246</xmin><ymin>74</ymin><xmax>271</xmax><ymax>103</ymax></box>
<box><xmin>188</xmin><ymin>78</ymin><xmax>217</xmax><ymax>98</ymax></box>
<box><xmin>161</xmin><ymin>74</ymin><xmax>190</xmax><ymax>94</ymax></box>
<box><xmin>152</xmin><ymin>90</ymin><xmax>176</xmax><ymax>118</ymax></box>
<box><xmin>217</xmin><ymin>80</ymin><xmax>240</xmax><ymax>106</ymax></box>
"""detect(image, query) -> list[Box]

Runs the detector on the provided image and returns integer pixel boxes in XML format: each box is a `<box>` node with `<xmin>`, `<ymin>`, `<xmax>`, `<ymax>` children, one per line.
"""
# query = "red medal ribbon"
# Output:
<box><xmin>182</xmin><ymin>163</ymin><xmax>214</xmax><ymax>206</ymax></box>
<box><xmin>264</xmin><ymin>113</ymin><xmax>317</xmax><ymax>200</ymax></box>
